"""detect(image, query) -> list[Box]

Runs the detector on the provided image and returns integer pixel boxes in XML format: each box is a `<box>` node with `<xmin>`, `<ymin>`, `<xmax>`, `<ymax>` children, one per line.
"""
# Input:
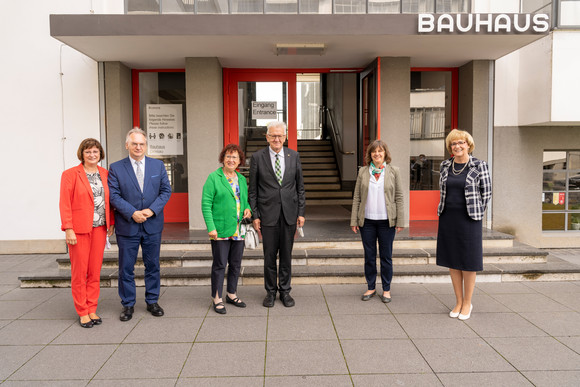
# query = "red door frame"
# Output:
<box><xmin>131</xmin><ymin>69</ymin><xmax>188</xmax><ymax>223</ymax></box>
<box><xmin>409</xmin><ymin>67</ymin><xmax>459</xmax><ymax>221</ymax></box>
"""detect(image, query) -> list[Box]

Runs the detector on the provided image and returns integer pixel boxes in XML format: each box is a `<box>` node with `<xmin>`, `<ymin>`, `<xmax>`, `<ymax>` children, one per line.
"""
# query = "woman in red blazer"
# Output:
<box><xmin>60</xmin><ymin>139</ymin><xmax>114</xmax><ymax>328</ymax></box>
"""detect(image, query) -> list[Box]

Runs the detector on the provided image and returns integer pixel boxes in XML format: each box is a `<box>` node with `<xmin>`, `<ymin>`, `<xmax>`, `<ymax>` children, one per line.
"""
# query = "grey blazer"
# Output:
<box><xmin>350</xmin><ymin>164</ymin><xmax>405</xmax><ymax>228</ymax></box>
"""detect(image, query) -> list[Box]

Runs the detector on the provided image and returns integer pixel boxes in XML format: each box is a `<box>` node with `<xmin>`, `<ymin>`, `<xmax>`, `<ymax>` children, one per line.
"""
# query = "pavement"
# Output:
<box><xmin>1</xmin><ymin>253</ymin><xmax>580</xmax><ymax>386</ymax></box>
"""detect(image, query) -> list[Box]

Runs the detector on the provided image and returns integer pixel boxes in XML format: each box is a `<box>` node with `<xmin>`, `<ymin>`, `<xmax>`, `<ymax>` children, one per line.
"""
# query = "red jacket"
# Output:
<box><xmin>60</xmin><ymin>164</ymin><xmax>114</xmax><ymax>233</ymax></box>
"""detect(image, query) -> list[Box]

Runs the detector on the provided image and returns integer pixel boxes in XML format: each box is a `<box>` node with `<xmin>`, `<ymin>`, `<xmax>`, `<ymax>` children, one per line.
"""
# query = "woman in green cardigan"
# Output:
<box><xmin>202</xmin><ymin>144</ymin><xmax>252</xmax><ymax>314</ymax></box>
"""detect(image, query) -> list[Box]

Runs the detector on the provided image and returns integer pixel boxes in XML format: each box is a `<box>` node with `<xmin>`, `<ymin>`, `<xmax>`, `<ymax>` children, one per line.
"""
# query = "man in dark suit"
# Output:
<box><xmin>249</xmin><ymin>121</ymin><xmax>306</xmax><ymax>308</ymax></box>
<box><xmin>108</xmin><ymin>128</ymin><xmax>172</xmax><ymax>321</ymax></box>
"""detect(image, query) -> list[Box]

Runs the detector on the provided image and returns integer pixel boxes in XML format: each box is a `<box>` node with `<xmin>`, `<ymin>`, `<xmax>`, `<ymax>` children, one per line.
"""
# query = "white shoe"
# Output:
<box><xmin>449</xmin><ymin>310</ymin><xmax>460</xmax><ymax>318</ymax></box>
<box><xmin>458</xmin><ymin>304</ymin><xmax>473</xmax><ymax>320</ymax></box>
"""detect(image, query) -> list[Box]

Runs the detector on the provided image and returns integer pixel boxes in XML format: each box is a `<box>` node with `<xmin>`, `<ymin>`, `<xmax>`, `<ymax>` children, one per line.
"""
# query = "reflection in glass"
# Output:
<box><xmin>542</xmin><ymin>192</ymin><xmax>565</xmax><ymax>211</ymax></box>
<box><xmin>196</xmin><ymin>0</ymin><xmax>229</xmax><ymax>14</ymax></box>
<box><xmin>543</xmin><ymin>172</ymin><xmax>566</xmax><ymax>191</ymax></box>
<box><xmin>297</xmin><ymin>74</ymin><xmax>321</xmax><ymax>140</ymax></box>
<box><xmin>335</xmin><ymin>0</ymin><xmax>366</xmax><ymax>13</ymax></box>
<box><xmin>570</xmin><ymin>213</ymin><xmax>580</xmax><ymax>230</ymax></box>
<box><xmin>543</xmin><ymin>213</ymin><xmax>566</xmax><ymax>230</ymax></box>
<box><xmin>570</xmin><ymin>172</ymin><xmax>580</xmax><ymax>191</ymax></box>
<box><xmin>569</xmin><ymin>151</ymin><xmax>580</xmax><ymax>169</ymax></box>
<box><xmin>402</xmin><ymin>0</ymin><xmax>434</xmax><ymax>13</ymax></box>
<box><xmin>543</xmin><ymin>151</ymin><xmax>566</xmax><ymax>169</ymax></box>
<box><xmin>266</xmin><ymin>0</ymin><xmax>297</xmax><ymax>13</ymax></box>
<box><xmin>436</xmin><ymin>0</ymin><xmax>469</xmax><ymax>12</ymax></box>
<box><xmin>368</xmin><ymin>0</ymin><xmax>400</xmax><ymax>13</ymax></box>
<box><xmin>300</xmin><ymin>0</ymin><xmax>332</xmax><ymax>13</ymax></box>
<box><xmin>569</xmin><ymin>192</ymin><xmax>580</xmax><ymax>210</ymax></box>
<box><xmin>231</xmin><ymin>0</ymin><xmax>264</xmax><ymax>13</ymax></box>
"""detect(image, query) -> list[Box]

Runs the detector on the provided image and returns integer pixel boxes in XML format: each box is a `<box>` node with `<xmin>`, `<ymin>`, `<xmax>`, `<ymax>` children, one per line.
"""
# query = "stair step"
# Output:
<box><xmin>302</xmin><ymin>164</ymin><xmax>336</xmax><ymax>170</ymax></box>
<box><xmin>300</xmin><ymin>151</ymin><xmax>334</xmax><ymax>157</ymax></box>
<box><xmin>307</xmin><ymin>191</ymin><xmax>352</xmax><ymax>198</ymax></box>
<box><xmin>303</xmin><ymin>170</ymin><xmax>339</xmax><ymax>176</ymax></box>
<box><xmin>304</xmin><ymin>183</ymin><xmax>341</xmax><ymax>190</ymax></box>
<box><xmin>298</xmin><ymin>145</ymin><xmax>333</xmax><ymax>151</ymax></box>
<box><xmin>307</xmin><ymin>199</ymin><xmax>353</xmax><ymax>205</ymax></box>
<box><xmin>304</xmin><ymin>177</ymin><xmax>340</xmax><ymax>183</ymax></box>
<box><xmin>298</xmin><ymin>140</ymin><xmax>331</xmax><ymax>146</ymax></box>
<box><xmin>300</xmin><ymin>157</ymin><xmax>336</xmax><ymax>163</ymax></box>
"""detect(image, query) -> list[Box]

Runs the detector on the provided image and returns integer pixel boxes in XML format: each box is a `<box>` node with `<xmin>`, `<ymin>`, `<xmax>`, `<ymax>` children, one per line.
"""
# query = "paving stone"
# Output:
<box><xmin>437</xmin><ymin>293</ymin><xmax>512</xmax><ymax>313</ymax></box>
<box><xmin>332</xmin><ymin>314</ymin><xmax>407</xmax><ymax>340</ymax></box>
<box><xmin>522</xmin><ymin>370</ymin><xmax>580</xmax><ymax>386</ymax></box>
<box><xmin>8</xmin><ymin>344</ymin><xmax>116</xmax><ymax>380</ymax></box>
<box><xmin>3</xmin><ymin>381</ymin><xmax>90</xmax><ymax>386</ymax></box>
<box><xmin>177</xmin><ymin>377</ymin><xmax>264</xmax><ymax>386</ymax></box>
<box><xmin>325</xmin><ymin>295</ymin><xmax>390</xmax><ymax>315</ymax></box>
<box><xmin>197</xmin><ymin>316</ymin><xmax>266</xmax><ymax>342</ymax></box>
<box><xmin>436</xmin><ymin>371</ymin><xmax>532</xmax><ymax>386</ymax></box>
<box><xmin>19</xmin><ymin>296</ymin><xmax>78</xmax><ymax>319</ymax></box>
<box><xmin>150</xmin><ymin>297</ymin><xmax>210</xmax><ymax>317</ymax></box>
<box><xmin>342</xmin><ymin>339</ymin><xmax>431</xmax><ymax>374</ymax></box>
<box><xmin>181</xmin><ymin>342</ymin><xmax>265</xmax><ymax>377</ymax></box>
<box><xmin>464</xmin><ymin>312</ymin><xmax>548</xmax><ymax>338</ymax></box>
<box><xmin>476</xmin><ymin>282</ymin><xmax>538</xmax><ymax>294</ymax></box>
<box><xmin>385</xmin><ymin>294</ymin><xmax>449</xmax><ymax>314</ymax></box>
<box><xmin>413</xmin><ymin>338</ymin><xmax>515</xmax><ymax>373</ymax></box>
<box><xmin>556</xmin><ymin>336</ymin><xmax>580</xmax><ymax>353</ymax></box>
<box><xmin>486</xmin><ymin>337</ymin><xmax>580</xmax><ymax>371</ymax></box>
<box><xmin>0</xmin><ymin>345</ymin><xmax>44</xmax><ymax>380</ymax></box>
<box><xmin>0</xmin><ymin>300</ymin><xmax>44</xmax><ymax>320</ymax></box>
<box><xmin>266</xmin><ymin>375</ymin><xmax>352</xmax><ymax>386</ymax></box>
<box><xmin>95</xmin><ymin>343</ymin><xmax>192</xmax><ymax>379</ymax></box>
<box><xmin>519</xmin><ymin>311</ymin><xmax>580</xmax><ymax>336</ymax></box>
<box><xmin>268</xmin><ymin>315</ymin><xmax>336</xmax><ymax>341</ymax></box>
<box><xmin>52</xmin><ymin>317</ymin><xmax>139</xmax><ymax>345</ymax></box>
<box><xmin>0</xmin><ymin>319</ymin><xmax>72</xmax><ymax>345</ymax></box>
<box><xmin>287</xmin><ymin>284</ymin><xmax>324</xmax><ymax>297</ymax></box>
<box><xmin>88</xmin><ymin>379</ymin><xmax>177</xmax><ymax>386</ymax></box>
<box><xmin>124</xmin><ymin>317</ymin><xmax>203</xmax><ymax>343</ymax></box>
<box><xmin>522</xmin><ymin>281</ymin><xmax>580</xmax><ymax>294</ymax></box>
<box><xmin>268</xmin><ymin>296</ymin><xmax>330</xmax><ymax>316</ymax></box>
<box><xmin>490</xmin><ymin>293</ymin><xmax>572</xmax><ymax>313</ymax></box>
<box><xmin>544</xmin><ymin>292</ymin><xmax>580</xmax><ymax>312</ymax></box>
<box><xmin>0</xmin><ymin>288</ymin><xmax>65</xmax><ymax>301</ymax></box>
<box><xmin>266</xmin><ymin>340</ymin><xmax>347</xmax><ymax>376</ymax></box>
<box><xmin>351</xmin><ymin>373</ymin><xmax>442</xmax><ymax>386</ymax></box>
<box><xmin>322</xmin><ymin>284</ymin><xmax>367</xmax><ymax>296</ymax></box>
<box><xmin>396</xmin><ymin>313</ymin><xmax>478</xmax><ymax>339</ymax></box>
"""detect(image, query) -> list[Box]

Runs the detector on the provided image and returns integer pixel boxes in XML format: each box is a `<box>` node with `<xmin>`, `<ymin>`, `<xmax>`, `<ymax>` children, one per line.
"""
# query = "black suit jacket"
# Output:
<box><xmin>249</xmin><ymin>146</ymin><xmax>306</xmax><ymax>227</ymax></box>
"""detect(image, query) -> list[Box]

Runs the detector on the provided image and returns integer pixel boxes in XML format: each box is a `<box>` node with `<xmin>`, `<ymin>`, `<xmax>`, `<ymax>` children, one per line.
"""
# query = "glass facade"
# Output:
<box><xmin>542</xmin><ymin>151</ymin><xmax>580</xmax><ymax>231</ymax></box>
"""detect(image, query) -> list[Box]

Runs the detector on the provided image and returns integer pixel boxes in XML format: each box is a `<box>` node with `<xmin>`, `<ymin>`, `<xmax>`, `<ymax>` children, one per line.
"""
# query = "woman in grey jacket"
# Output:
<box><xmin>351</xmin><ymin>140</ymin><xmax>405</xmax><ymax>303</ymax></box>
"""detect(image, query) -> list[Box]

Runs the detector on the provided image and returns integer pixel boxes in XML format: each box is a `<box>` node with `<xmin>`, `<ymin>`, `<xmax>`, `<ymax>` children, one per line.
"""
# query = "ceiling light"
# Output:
<box><xmin>276</xmin><ymin>44</ymin><xmax>325</xmax><ymax>56</ymax></box>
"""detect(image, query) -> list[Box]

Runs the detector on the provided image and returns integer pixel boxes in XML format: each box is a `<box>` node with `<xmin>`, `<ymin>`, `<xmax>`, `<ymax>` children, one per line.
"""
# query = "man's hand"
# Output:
<box><xmin>253</xmin><ymin>218</ymin><xmax>261</xmax><ymax>231</ymax></box>
<box><xmin>132</xmin><ymin>211</ymin><xmax>148</xmax><ymax>223</ymax></box>
<box><xmin>297</xmin><ymin>216</ymin><xmax>305</xmax><ymax>227</ymax></box>
<box><xmin>142</xmin><ymin>209</ymin><xmax>154</xmax><ymax>218</ymax></box>
<box><xmin>351</xmin><ymin>226</ymin><xmax>359</xmax><ymax>234</ymax></box>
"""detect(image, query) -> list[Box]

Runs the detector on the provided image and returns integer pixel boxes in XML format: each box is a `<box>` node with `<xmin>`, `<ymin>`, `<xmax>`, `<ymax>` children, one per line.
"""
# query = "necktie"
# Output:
<box><xmin>136</xmin><ymin>161</ymin><xmax>144</xmax><ymax>192</ymax></box>
<box><xmin>275</xmin><ymin>154</ymin><xmax>282</xmax><ymax>185</ymax></box>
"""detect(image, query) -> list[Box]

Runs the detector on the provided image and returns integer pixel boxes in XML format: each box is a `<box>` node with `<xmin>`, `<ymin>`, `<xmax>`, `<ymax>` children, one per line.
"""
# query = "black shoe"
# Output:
<box><xmin>79</xmin><ymin>317</ymin><xmax>93</xmax><ymax>328</ymax></box>
<box><xmin>120</xmin><ymin>306</ymin><xmax>134</xmax><ymax>322</ymax></box>
<box><xmin>280</xmin><ymin>293</ymin><xmax>295</xmax><ymax>308</ymax></box>
<box><xmin>90</xmin><ymin>317</ymin><xmax>103</xmax><ymax>325</ymax></box>
<box><xmin>361</xmin><ymin>291</ymin><xmax>376</xmax><ymax>301</ymax></box>
<box><xmin>263</xmin><ymin>292</ymin><xmax>276</xmax><ymax>308</ymax></box>
<box><xmin>146</xmin><ymin>302</ymin><xmax>164</xmax><ymax>317</ymax></box>
<box><xmin>213</xmin><ymin>301</ymin><xmax>226</xmax><ymax>314</ymax></box>
<box><xmin>226</xmin><ymin>295</ymin><xmax>246</xmax><ymax>308</ymax></box>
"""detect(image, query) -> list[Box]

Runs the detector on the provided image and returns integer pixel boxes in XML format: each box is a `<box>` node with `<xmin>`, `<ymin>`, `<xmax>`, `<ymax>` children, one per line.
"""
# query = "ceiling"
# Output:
<box><xmin>50</xmin><ymin>14</ymin><xmax>549</xmax><ymax>69</ymax></box>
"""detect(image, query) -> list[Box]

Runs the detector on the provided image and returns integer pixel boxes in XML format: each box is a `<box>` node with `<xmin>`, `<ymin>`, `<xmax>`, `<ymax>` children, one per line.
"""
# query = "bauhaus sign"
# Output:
<box><xmin>418</xmin><ymin>13</ymin><xmax>550</xmax><ymax>33</ymax></box>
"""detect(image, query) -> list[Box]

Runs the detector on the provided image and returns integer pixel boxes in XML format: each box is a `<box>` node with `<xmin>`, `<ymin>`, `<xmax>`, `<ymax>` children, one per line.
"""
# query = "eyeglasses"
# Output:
<box><xmin>225</xmin><ymin>155</ymin><xmax>239</xmax><ymax>160</ymax></box>
<box><xmin>267</xmin><ymin>134</ymin><xmax>285</xmax><ymax>140</ymax></box>
<box><xmin>129</xmin><ymin>142</ymin><xmax>146</xmax><ymax>148</ymax></box>
<box><xmin>451</xmin><ymin>141</ymin><xmax>466</xmax><ymax>147</ymax></box>
<box><xmin>83</xmin><ymin>150</ymin><xmax>100</xmax><ymax>155</ymax></box>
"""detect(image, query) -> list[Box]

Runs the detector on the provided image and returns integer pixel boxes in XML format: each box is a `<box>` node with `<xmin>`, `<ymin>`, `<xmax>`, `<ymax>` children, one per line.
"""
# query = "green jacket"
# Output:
<box><xmin>201</xmin><ymin>168</ymin><xmax>250</xmax><ymax>238</ymax></box>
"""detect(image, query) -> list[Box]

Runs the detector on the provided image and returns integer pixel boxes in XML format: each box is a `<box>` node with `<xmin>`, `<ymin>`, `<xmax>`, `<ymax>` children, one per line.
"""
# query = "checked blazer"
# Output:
<box><xmin>437</xmin><ymin>156</ymin><xmax>492</xmax><ymax>221</ymax></box>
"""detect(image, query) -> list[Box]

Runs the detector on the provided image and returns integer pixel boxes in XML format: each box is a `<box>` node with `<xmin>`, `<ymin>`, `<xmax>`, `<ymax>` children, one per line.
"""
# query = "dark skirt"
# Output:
<box><xmin>436</xmin><ymin>206</ymin><xmax>483</xmax><ymax>272</ymax></box>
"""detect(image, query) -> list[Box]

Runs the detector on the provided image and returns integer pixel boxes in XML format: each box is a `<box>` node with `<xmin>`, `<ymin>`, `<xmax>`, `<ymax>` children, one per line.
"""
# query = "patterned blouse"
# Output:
<box><xmin>86</xmin><ymin>172</ymin><xmax>106</xmax><ymax>227</ymax></box>
<box><xmin>216</xmin><ymin>174</ymin><xmax>244</xmax><ymax>241</ymax></box>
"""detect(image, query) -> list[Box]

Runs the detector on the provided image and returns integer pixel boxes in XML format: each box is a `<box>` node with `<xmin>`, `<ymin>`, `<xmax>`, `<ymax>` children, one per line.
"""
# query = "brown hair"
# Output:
<box><xmin>77</xmin><ymin>138</ymin><xmax>105</xmax><ymax>164</ymax></box>
<box><xmin>219</xmin><ymin>143</ymin><xmax>245</xmax><ymax>166</ymax></box>
<box><xmin>445</xmin><ymin>129</ymin><xmax>475</xmax><ymax>154</ymax></box>
<box><xmin>364</xmin><ymin>139</ymin><xmax>392</xmax><ymax>165</ymax></box>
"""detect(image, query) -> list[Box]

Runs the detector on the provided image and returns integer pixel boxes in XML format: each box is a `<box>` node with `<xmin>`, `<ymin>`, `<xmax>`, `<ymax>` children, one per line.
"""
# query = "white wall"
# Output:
<box><xmin>551</xmin><ymin>31</ymin><xmax>580</xmax><ymax>122</ymax></box>
<box><xmin>0</xmin><ymin>1</ymin><xmax>121</xmax><ymax>249</ymax></box>
<box><xmin>472</xmin><ymin>0</ymin><xmax>520</xmax><ymax>13</ymax></box>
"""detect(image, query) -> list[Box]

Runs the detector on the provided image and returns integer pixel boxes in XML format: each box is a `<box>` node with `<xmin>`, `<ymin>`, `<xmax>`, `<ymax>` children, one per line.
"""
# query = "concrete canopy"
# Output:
<box><xmin>50</xmin><ymin>14</ymin><xmax>549</xmax><ymax>69</ymax></box>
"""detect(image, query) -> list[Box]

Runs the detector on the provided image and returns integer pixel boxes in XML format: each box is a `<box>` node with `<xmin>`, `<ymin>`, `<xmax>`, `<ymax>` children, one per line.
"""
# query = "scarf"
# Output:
<box><xmin>370</xmin><ymin>161</ymin><xmax>386</xmax><ymax>180</ymax></box>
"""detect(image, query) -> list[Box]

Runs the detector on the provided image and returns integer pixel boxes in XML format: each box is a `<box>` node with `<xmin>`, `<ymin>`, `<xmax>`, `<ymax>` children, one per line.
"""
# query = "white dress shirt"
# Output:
<box><xmin>364</xmin><ymin>168</ymin><xmax>388</xmax><ymax>220</ymax></box>
<box><xmin>130</xmin><ymin>156</ymin><xmax>145</xmax><ymax>179</ymax></box>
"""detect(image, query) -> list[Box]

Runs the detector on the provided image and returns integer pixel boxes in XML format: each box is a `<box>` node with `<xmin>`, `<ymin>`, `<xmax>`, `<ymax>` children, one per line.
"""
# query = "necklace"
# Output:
<box><xmin>452</xmin><ymin>159</ymin><xmax>468</xmax><ymax>175</ymax></box>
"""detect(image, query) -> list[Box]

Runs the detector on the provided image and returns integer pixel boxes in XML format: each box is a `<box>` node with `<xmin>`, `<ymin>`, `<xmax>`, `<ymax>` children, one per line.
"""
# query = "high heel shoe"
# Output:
<box><xmin>458</xmin><ymin>304</ymin><xmax>473</xmax><ymax>320</ymax></box>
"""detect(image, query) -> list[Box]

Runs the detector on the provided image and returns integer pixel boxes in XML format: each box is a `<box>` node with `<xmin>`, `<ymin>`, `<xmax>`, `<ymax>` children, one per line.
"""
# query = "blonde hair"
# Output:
<box><xmin>445</xmin><ymin>129</ymin><xmax>475</xmax><ymax>154</ymax></box>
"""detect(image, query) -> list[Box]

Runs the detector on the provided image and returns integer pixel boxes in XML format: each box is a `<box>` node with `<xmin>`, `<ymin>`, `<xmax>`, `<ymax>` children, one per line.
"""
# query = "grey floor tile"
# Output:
<box><xmin>151</xmin><ymin>297</ymin><xmax>210</xmax><ymax>317</ymax></box>
<box><xmin>268</xmin><ymin>296</ymin><xmax>330</xmax><ymax>316</ymax></box>
<box><xmin>89</xmin><ymin>379</ymin><xmax>177</xmax><ymax>386</ymax></box>
<box><xmin>322</xmin><ymin>284</ymin><xmax>367</xmax><ymax>297</ymax></box>
<box><xmin>0</xmin><ymin>345</ymin><xmax>44</xmax><ymax>380</ymax></box>
<box><xmin>196</xmin><ymin>316</ymin><xmax>266</xmax><ymax>342</ymax></box>
<box><xmin>8</xmin><ymin>344</ymin><xmax>116</xmax><ymax>380</ymax></box>
<box><xmin>436</xmin><ymin>371</ymin><xmax>533</xmax><ymax>386</ymax></box>
<box><xmin>181</xmin><ymin>341</ymin><xmax>265</xmax><ymax>377</ymax></box>
<box><xmin>519</xmin><ymin>311</ymin><xmax>580</xmax><ymax>336</ymax></box>
<box><xmin>413</xmin><ymin>338</ymin><xmax>515</xmax><ymax>373</ymax></box>
<box><xmin>386</xmin><ymin>294</ymin><xmax>449</xmax><ymax>314</ymax></box>
<box><xmin>266</xmin><ymin>340</ymin><xmax>347</xmax><ymax>376</ymax></box>
<box><xmin>207</xmin><ymin>297</ymin><xmax>269</xmax><ymax>317</ymax></box>
<box><xmin>0</xmin><ymin>272</ymin><xmax>21</xmax><ymax>285</ymax></box>
<box><xmin>288</xmin><ymin>284</ymin><xmax>324</xmax><ymax>297</ymax></box>
<box><xmin>491</xmin><ymin>293</ymin><xmax>571</xmax><ymax>313</ymax></box>
<box><xmin>342</xmin><ymin>339</ymin><xmax>431</xmax><ymax>374</ymax></box>
<box><xmin>161</xmin><ymin>285</ymin><xmax>212</xmax><ymax>299</ymax></box>
<box><xmin>95</xmin><ymin>343</ymin><xmax>192</xmax><ymax>379</ymax></box>
<box><xmin>557</xmin><ymin>336</ymin><xmax>580</xmax><ymax>354</ymax></box>
<box><xmin>437</xmin><ymin>293</ymin><xmax>512</xmax><ymax>313</ymax></box>
<box><xmin>268</xmin><ymin>315</ymin><xmax>336</xmax><ymax>341</ymax></box>
<box><xmin>0</xmin><ymin>319</ymin><xmax>72</xmax><ymax>345</ymax></box>
<box><xmin>396</xmin><ymin>313</ymin><xmax>478</xmax><ymax>339</ymax></box>
<box><xmin>178</xmin><ymin>376</ymin><xmax>264</xmax><ymax>386</ymax></box>
<box><xmin>522</xmin><ymin>370</ymin><xmax>580</xmax><ymax>386</ymax></box>
<box><xmin>352</xmin><ymin>373</ymin><xmax>442</xmax><ymax>387</ymax></box>
<box><xmin>0</xmin><ymin>284</ymin><xmax>18</xmax><ymax>296</ymax></box>
<box><xmin>52</xmin><ymin>318</ymin><xmax>139</xmax><ymax>345</ymax></box>
<box><xmin>333</xmin><ymin>314</ymin><xmax>407</xmax><ymax>340</ymax></box>
<box><xmin>522</xmin><ymin>281</ymin><xmax>580</xmax><ymax>294</ymax></box>
<box><xmin>3</xmin><ymin>381</ymin><xmax>90</xmax><ymax>386</ymax></box>
<box><xmin>0</xmin><ymin>319</ymin><xmax>10</xmax><ymax>330</ymax></box>
<box><xmin>476</xmin><ymin>282</ymin><xmax>538</xmax><ymax>294</ymax></box>
<box><xmin>93</xmin><ymin>299</ymin><xmax>148</xmax><ymax>320</ymax></box>
<box><xmin>391</xmin><ymin>283</ymin><xmax>432</xmax><ymax>295</ymax></box>
<box><xmin>0</xmin><ymin>300</ymin><xmax>45</xmax><ymax>320</ymax></box>
<box><xmin>325</xmin><ymin>295</ymin><xmax>390</xmax><ymax>315</ymax></box>
<box><xmin>464</xmin><ymin>312</ymin><xmax>548</xmax><ymax>338</ymax></box>
<box><xmin>0</xmin><ymin>288</ymin><xmax>64</xmax><ymax>301</ymax></box>
<box><xmin>423</xmin><ymin>283</ymin><xmax>459</xmax><ymax>295</ymax></box>
<box><xmin>19</xmin><ymin>297</ymin><xmax>78</xmax><ymax>319</ymax></box>
<box><xmin>124</xmin><ymin>317</ymin><xmax>203</xmax><ymax>343</ymax></box>
<box><xmin>486</xmin><ymin>337</ymin><xmax>580</xmax><ymax>371</ymax></box>
<box><xmin>266</xmin><ymin>375</ymin><xmax>352</xmax><ymax>386</ymax></box>
<box><xmin>545</xmin><ymin>292</ymin><xmax>580</xmax><ymax>312</ymax></box>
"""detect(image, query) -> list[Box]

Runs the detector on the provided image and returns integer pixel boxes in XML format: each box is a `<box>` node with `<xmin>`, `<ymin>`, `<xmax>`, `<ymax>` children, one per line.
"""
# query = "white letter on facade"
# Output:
<box><xmin>476</xmin><ymin>14</ymin><xmax>493</xmax><ymax>33</ymax></box>
<box><xmin>456</xmin><ymin>14</ymin><xmax>473</xmax><ymax>33</ymax></box>
<box><xmin>533</xmin><ymin>14</ymin><xmax>550</xmax><ymax>33</ymax></box>
<box><xmin>418</xmin><ymin>14</ymin><xmax>435</xmax><ymax>33</ymax></box>
<box><xmin>494</xmin><ymin>14</ymin><xmax>511</xmax><ymax>32</ymax></box>
<box><xmin>513</xmin><ymin>14</ymin><xmax>531</xmax><ymax>32</ymax></box>
<box><xmin>437</xmin><ymin>14</ymin><xmax>454</xmax><ymax>32</ymax></box>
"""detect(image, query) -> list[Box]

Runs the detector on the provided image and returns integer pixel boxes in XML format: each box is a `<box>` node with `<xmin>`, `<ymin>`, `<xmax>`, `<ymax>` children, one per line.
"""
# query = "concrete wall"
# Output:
<box><xmin>493</xmin><ymin>126</ymin><xmax>580</xmax><ymax>248</ymax></box>
<box><xmin>104</xmin><ymin>62</ymin><xmax>133</xmax><ymax>164</ymax></box>
<box><xmin>186</xmin><ymin>58</ymin><xmax>224</xmax><ymax>230</ymax></box>
<box><xmin>380</xmin><ymin>57</ymin><xmax>410</xmax><ymax>226</ymax></box>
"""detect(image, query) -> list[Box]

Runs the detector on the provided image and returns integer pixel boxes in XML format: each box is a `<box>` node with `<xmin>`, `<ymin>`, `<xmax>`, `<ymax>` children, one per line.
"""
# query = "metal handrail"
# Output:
<box><xmin>323</xmin><ymin>106</ymin><xmax>354</xmax><ymax>155</ymax></box>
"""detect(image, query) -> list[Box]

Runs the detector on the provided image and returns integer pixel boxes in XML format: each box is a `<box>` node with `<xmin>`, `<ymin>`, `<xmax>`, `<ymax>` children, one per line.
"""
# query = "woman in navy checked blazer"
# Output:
<box><xmin>436</xmin><ymin>130</ymin><xmax>492</xmax><ymax>321</ymax></box>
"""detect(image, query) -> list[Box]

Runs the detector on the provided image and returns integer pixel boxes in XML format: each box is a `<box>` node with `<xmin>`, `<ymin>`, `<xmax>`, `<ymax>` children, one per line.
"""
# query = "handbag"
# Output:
<box><xmin>240</xmin><ymin>219</ymin><xmax>259</xmax><ymax>250</ymax></box>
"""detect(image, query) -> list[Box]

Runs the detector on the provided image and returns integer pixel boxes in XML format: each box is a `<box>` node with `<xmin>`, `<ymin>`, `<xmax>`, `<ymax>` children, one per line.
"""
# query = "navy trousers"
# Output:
<box><xmin>210</xmin><ymin>239</ymin><xmax>244</xmax><ymax>299</ymax></box>
<box><xmin>117</xmin><ymin>230</ymin><xmax>162</xmax><ymax>307</ymax></box>
<box><xmin>359</xmin><ymin>219</ymin><xmax>396</xmax><ymax>292</ymax></box>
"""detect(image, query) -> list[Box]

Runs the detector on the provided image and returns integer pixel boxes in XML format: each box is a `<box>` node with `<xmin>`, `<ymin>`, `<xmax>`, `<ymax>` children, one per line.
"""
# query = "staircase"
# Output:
<box><xmin>244</xmin><ymin>139</ymin><xmax>352</xmax><ymax>206</ymax></box>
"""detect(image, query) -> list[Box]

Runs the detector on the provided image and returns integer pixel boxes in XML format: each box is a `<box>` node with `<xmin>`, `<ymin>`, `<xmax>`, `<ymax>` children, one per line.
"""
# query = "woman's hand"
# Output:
<box><xmin>107</xmin><ymin>225</ymin><xmax>115</xmax><ymax>237</ymax></box>
<box><xmin>65</xmin><ymin>229</ymin><xmax>77</xmax><ymax>245</ymax></box>
<box><xmin>396</xmin><ymin>227</ymin><xmax>404</xmax><ymax>233</ymax></box>
<box><xmin>208</xmin><ymin>230</ymin><xmax>218</xmax><ymax>240</ymax></box>
<box><xmin>243</xmin><ymin>209</ymin><xmax>252</xmax><ymax>219</ymax></box>
<box><xmin>351</xmin><ymin>226</ymin><xmax>359</xmax><ymax>234</ymax></box>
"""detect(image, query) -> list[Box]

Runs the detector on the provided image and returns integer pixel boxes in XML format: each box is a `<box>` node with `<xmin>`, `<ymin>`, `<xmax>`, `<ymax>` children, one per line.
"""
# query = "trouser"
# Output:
<box><xmin>68</xmin><ymin>226</ymin><xmax>107</xmax><ymax>316</ymax></box>
<box><xmin>261</xmin><ymin>213</ymin><xmax>296</xmax><ymax>294</ymax></box>
<box><xmin>210</xmin><ymin>239</ymin><xmax>245</xmax><ymax>299</ymax></box>
<box><xmin>360</xmin><ymin>219</ymin><xmax>396</xmax><ymax>292</ymax></box>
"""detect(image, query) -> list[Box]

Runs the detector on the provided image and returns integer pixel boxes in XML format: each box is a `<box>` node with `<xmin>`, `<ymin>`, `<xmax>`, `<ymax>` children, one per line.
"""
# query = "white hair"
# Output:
<box><xmin>266</xmin><ymin>121</ymin><xmax>287</xmax><ymax>135</ymax></box>
<box><xmin>125</xmin><ymin>127</ymin><xmax>147</xmax><ymax>144</ymax></box>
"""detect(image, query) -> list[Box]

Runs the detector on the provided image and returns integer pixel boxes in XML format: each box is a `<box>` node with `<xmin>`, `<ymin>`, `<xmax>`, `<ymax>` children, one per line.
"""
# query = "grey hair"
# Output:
<box><xmin>266</xmin><ymin>121</ymin><xmax>287</xmax><ymax>135</ymax></box>
<box><xmin>126</xmin><ymin>127</ymin><xmax>147</xmax><ymax>144</ymax></box>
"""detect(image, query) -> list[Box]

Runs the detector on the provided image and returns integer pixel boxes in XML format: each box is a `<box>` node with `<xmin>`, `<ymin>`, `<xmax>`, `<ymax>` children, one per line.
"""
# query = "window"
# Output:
<box><xmin>542</xmin><ymin>151</ymin><xmax>580</xmax><ymax>231</ymax></box>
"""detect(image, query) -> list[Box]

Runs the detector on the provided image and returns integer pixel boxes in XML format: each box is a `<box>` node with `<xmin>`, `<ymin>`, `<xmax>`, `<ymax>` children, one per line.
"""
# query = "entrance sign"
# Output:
<box><xmin>146</xmin><ymin>104</ymin><xmax>183</xmax><ymax>156</ymax></box>
<box><xmin>418</xmin><ymin>13</ymin><xmax>549</xmax><ymax>34</ymax></box>
<box><xmin>252</xmin><ymin>101</ymin><xmax>277</xmax><ymax>119</ymax></box>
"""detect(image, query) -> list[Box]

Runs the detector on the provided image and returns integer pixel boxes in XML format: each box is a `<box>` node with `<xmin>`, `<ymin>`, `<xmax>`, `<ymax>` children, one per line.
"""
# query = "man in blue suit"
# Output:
<box><xmin>108</xmin><ymin>128</ymin><xmax>172</xmax><ymax>321</ymax></box>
